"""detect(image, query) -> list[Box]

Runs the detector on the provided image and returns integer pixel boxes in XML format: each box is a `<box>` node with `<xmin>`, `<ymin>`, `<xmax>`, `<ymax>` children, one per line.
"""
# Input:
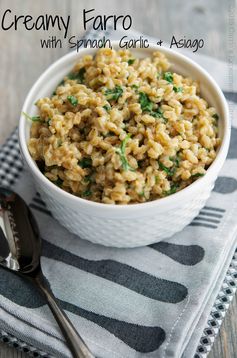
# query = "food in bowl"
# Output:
<box><xmin>27</xmin><ymin>48</ymin><xmax>220</xmax><ymax>205</ymax></box>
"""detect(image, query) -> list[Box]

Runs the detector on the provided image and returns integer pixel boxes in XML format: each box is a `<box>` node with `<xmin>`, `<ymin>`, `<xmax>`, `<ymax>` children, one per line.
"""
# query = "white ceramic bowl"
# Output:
<box><xmin>19</xmin><ymin>43</ymin><xmax>230</xmax><ymax>247</ymax></box>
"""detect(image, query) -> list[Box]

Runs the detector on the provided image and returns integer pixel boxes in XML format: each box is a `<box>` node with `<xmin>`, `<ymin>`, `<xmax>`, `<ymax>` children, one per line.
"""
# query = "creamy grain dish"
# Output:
<box><xmin>27</xmin><ymin>49</ymin><xmax>220</xmax><ymax>204</ymax></box>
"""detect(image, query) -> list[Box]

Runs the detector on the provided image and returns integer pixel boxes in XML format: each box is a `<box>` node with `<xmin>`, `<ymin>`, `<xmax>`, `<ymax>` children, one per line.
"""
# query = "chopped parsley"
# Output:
<box><xmin>67</xmin><ymin>95</ymin><xmax>78</xmax><ymax>106</ymax></box>
<box><xmin>79</xmin><ymin>157</ymin><xmax>92</xmax><ymax>168</ymax></box>
<box><xmin>138</xmin><ymin>92</ymin><xmax>164</xmax><ymax>119</ymax></box>
<box><xmin>128</xmin><ymin>58</ymin><xmax>135</xmax><ymax>65</ymax></box>
<box><xmin>82</xmin><ymin>189</ymin><xmax>92</xmax><ymax>197</ymax></box>
<box><xmin>151</xmin><ymin>107</ymin><xmax>164</xmax><ymax>118</ymax></box>
<box><xmin>131</xmin><ymin>84</ymin><xmax>139</xmax><ymax>90</ymax></box>
<box><xmin>105</xmin><ymin>86</ymin><xmax>123</xmax><ymax>101</ymax></box>
<box><xmin>22</xmin><ymin>112</ymin><xmax>41</xmax><ymax>122</ymax></box>
<box><xmin>165</xmin><ymin>183</ymin><xmax>179</xmax><ymax>195</ymax></box>
<box><xmin>173</xmin><ymin>86</ymin><xmax>183</xmax><ymax>93</ymax></box>
<box><xmin>192</xmin><ymin>172</ymin><xmax>205</xmax><ymax>178</ymax></box>
<box><xmin>103</xmin><ymin>104</ymin><xmax>111</xmax><ymax>111</ymax></box>
<box><xmin>169</xmin><ymin>156</ymin><xmax>180</xmax><ymax>167</ymax></box>
<box><xmin>139</xmin><ymin>92</ymin><xmax>153</xmax><ymax>112</ymax></box>
<box><xmin>212</xmin><ymin>113</ymin><xmax>219</xmax><ymax>121</ymax></box>
<box><xmin>116</xmin><ymin>133</ymin><xmax>135</xmax><ymax>171</ymax></box>
<box><xmin>84</xmin><ymin>175</ymin><xmax>93</xmax><ymax>183</ymax></box>
<box><xmin>159</xmin><ymin>157</ymin><xmax>180</xmax><ymax>177</ymax></box>
<box><xmin>53</xmin><ymin>178</ymin><xmax>63</xmax><ymax>187</ymax></box>
<box><xmin>159</xmin><ymin>161</ymin><xmax>176</xmax><ymax>177</ymax></box>
<box><xmin>68</xmin><ymin>67</ymin><xmax>86</xmax><ymax>83</ymax></box>
<box><xmin>163</xmin><ymin>72</ymin><xmax>173</xmax><ymax>83</ymax></box>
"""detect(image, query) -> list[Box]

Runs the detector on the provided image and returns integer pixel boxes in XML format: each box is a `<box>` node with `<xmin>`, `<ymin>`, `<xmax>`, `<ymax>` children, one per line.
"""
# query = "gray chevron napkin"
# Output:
<box><xmin>0</xmin><ymin>27</ymin><xmax>237</xmax><ymax>358</ymax></box>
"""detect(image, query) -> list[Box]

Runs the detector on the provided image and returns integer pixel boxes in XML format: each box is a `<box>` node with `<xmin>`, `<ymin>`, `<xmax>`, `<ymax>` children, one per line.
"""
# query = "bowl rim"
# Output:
<box><xmin>19</xmin><ymin>42</ymin><xmax>230</xmax><ymax>211</ymax></box>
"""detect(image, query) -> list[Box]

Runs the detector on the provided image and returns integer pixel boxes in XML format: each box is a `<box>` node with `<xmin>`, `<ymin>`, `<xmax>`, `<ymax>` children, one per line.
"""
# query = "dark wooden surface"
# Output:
<box><xmin>0</xmin><ymin>0</ymin><xmax>236</xmax><ymax>357</ymax></box>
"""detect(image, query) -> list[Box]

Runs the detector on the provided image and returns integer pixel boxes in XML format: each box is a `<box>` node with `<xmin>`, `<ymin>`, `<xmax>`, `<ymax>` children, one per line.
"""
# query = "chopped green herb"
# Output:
<box><xmin>165</xmin><ymin>183</ymin><xmax>179</xmax><ymax>195</ymax></box>
<box><xmin>31</xmin><ymin>116</ymin><xmax>41</xmax><ymax>122</ymax></box>
<box><xmin>84</xmin><ymin>175</ymin><xmax>93</xmax><ymax>183</ymax></box>
<box><xmin>192</xmin><ymin>172</ymin><xmax>205</xmax><ymax>178</ymax></box>
<box><xmin>138</xmin><ymin>92</ymin><xmax>164</xmax><ymax>119</ymax></box>
<box><xmin>68</xmin><ymin>67</ymin><xmax>86</xmax><ymax>83</ymax></box>
<box><xmin>163</xmin><ymin>72</ymin><xmax>173</xmax><ymax>83</ymax></box>
<box><xmin>139</xmin><ymin>92</ymin><xmax>153</xmax><ymax>112</ymax></box>
<box><xmin>169</xmin><ymin>156</ymin><xmax>180</xmax><ymax>167</ymax></box>
<box><xmin>150</xmin><ymin>107</ymin><xmax>164</xmax><ymax>119</ymax></box>
<box><xmin>132</xmin><ymin>84</ymin><xmax>139</xmax><ymax>89</ymax></box>
<box><xmin>67</xmin><ymin>95</ymin><xmax>78</xmax><ymax>106</ymax></box>
<box><xmin>159</xmin><ymin>161</ymin><xmax>172</xmax><ymax>175</ymax></box>
<box><xmin>121</xmin><ymin>134</ymin><xmax>131</xmax><ymax>155</ymax></box>
<box><xmin>79</xmin><ymin>157</ymin><xmax>92</xmax><ymax>168</ymax></box>
<box><xmin>116</xmin><ymin>133</ymin><xmax>135</xmax><ymax>171</ymax></box>
<box><xmin>53</xmin><ymin>178</ymin><xmax>63</xmax><ymax>187</ymax></box>
<box><xmin>212</xmin><ymin>113</ymin><xmax>219</xmax><ymax>120</ymax></box>
<box><xmin>159</xmin><ymin>157</ymin><xmax>180</xmax><ymax>176</ymax></box>
<box><xmin>67</xmin><ymin>73</ymin><xmax>77</xmax><ymax>80</ymax></box>
<box><xmin>105</xmin><ymin>86</ymin><xmax>123</xmax><ymax>101</ymax></box>
<box><xmin>103</xmin><ymin>104</ymin><xmax>111</xmax><ymax>111</ymax></box>
<box><xmin>47</xmin><ymin>118</ymin><xmax>51</xmax><ymax>126</ymax></box>
<box><xmin>22</xmin><ymin>112</ymin><xmax>41</xmax><ymax>122</ymax></box>
<box><xmin>119</xmin><ymin>156</ymin><xmax>135</xmax><ymax>171</ymax></box>
<box><xmin>138</xmin><ymin>190</ymin><xmax>145</xmax><ymax>197</ymax></box>
<box><xmin>82</xmin><ymin>189</ymin><xmax>92</xmax><ymax>197</ymax></box>
<box><xmin>77</xmin><ymin>67</ymin><xmax>86</xmax><ymax>83</ymax></box>
<box><xmin>128</xmin><ymin>58</ymin><xmax>135</xmax><ymax>65</ymax></box>
<box><xmin>173</xmin><ymin>86</ymin><xmax>183</xmax><ymax>93</ymax></box>
<box><xmin>159</xmin><ymin>161</ymin><xmax>176</xmax><ymax>176</ymax></box>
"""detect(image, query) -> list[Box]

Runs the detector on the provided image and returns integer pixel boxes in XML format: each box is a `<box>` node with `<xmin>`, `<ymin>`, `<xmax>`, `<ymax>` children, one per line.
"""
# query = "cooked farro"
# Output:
<box><xmin>27</xmin><ymin>49</ymin><xmax>220</xmax><ymax>204</ymax></box>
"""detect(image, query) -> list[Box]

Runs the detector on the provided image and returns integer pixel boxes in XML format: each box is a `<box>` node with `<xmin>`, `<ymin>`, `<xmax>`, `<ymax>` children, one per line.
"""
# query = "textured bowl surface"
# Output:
<box><xmin>36</xmin><ymin>179</ymin><xmax>213</xmax><ymax>247</ymax></box>
<box><xmin>19</xmin><ymin>43</ymin><xmax>230</xmax><ymax>247</ymax></box>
